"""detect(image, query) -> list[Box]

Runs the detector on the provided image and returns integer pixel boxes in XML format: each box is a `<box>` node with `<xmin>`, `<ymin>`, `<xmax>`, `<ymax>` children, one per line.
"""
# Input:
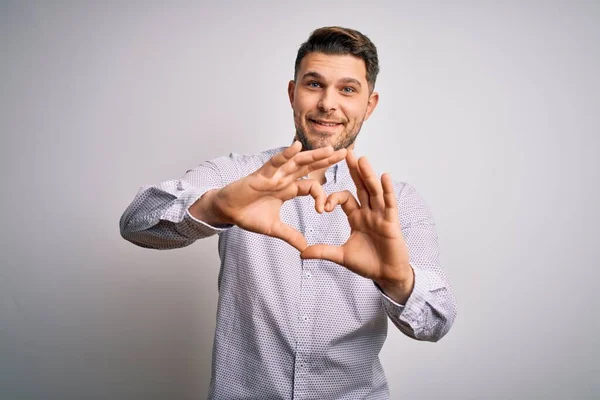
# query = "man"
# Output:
<box><xmin>120</xmin><ymin>26</ymin><xmax>456</xmax><ymax>400</ymax></box>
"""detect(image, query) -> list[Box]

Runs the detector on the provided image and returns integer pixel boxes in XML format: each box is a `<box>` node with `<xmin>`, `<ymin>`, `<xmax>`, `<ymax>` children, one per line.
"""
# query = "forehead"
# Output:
<box><xmin>298</xmin><ymin>52</ymin><xmax>367</xmax><ymax>83</ymax></box>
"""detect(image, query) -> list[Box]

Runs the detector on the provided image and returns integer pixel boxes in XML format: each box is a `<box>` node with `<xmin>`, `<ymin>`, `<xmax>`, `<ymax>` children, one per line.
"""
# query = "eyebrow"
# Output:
<box><xmin>301</xmin><ymin>71</ymin><xmax>362</xmax><ymax>88</ymax></box>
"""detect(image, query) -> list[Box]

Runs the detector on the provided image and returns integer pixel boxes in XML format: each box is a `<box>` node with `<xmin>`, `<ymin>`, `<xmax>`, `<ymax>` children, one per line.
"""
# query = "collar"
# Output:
<box><xmin>325</xmin><ymin>157</ymin><xmax>349</xmax><ymax>184</ymax></box>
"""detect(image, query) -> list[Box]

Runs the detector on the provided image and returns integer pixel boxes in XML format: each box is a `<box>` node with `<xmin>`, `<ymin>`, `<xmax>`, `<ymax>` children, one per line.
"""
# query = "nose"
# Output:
<box><xmin>317</xmin><ymin>87</ymin><xmax>337</xmax><ymax>113</ymax></box>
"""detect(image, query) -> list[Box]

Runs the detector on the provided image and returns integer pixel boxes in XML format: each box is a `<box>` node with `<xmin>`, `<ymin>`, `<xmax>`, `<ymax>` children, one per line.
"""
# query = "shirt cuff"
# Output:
<box><xmin>165</xmin><ymin>185</ymin><xmax>234</xmax><ymax>238</ymax></box>
<box><xmin>184</xmin><ymin>207</ymin><xmax>233</xmax><ymax>234</ymax></box>
<box><xmin>374</xmin><ymin>263</ymin><xmax>431</xmax><ymax>328</ymax></box>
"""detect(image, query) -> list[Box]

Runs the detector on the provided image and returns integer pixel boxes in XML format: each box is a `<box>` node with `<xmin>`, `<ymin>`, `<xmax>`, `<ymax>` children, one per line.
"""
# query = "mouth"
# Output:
<box><xmin>308</xmin><ymin>119</ymin><xmax>344</xmax><ymax>132</ymax></box>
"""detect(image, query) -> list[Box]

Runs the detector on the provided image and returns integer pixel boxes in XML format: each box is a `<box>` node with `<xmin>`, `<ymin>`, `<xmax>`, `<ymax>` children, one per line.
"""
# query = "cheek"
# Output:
<box><xmin>345</xmin><ymin>101</ymin><xmax>369</xmax><ymax>122</ymax></box>
<box><xmin>294</xmin><ymin>92</ymin><xmax>319</xmax><ymax>113</ymax></box>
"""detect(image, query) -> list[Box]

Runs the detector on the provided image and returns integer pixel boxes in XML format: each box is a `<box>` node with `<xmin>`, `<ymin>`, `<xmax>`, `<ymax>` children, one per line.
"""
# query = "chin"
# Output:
<box><xmin>300</xmin><ymin>135</ymin><xmax>336</xmax><ymax>151</ymax></box>
<box><xmin>296</xmin><ymin>123</ymin><xmax>357</xmax><ymax>151</ymax></box>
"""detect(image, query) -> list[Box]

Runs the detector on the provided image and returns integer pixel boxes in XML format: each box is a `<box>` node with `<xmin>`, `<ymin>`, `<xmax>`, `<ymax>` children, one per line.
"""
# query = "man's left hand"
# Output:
<box><xmin>300</xmin><ymin>149</ymin><xmax>415</xmax><ymax>305</ymax></box>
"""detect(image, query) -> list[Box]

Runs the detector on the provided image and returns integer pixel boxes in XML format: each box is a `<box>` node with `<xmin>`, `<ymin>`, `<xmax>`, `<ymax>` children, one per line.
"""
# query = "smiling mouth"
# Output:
<box><xmin>310</xmin><ymin>119</ymin><xmax>343</xmax><ymax>127</ymax></box>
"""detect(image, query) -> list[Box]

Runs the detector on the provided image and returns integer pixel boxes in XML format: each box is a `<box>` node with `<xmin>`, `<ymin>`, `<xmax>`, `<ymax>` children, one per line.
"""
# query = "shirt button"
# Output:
<box><xmin>304</xmin><ymin>271</ymin><xmax>312</xmax><ymax>279</ymax></box>
<box><xmin>301</xmin><ymin>315</ymin><xmax>309</xmax><ymax>322</ymax></box>
<box><xmin>307</xmin><ymin>226</ymin><xmax>314</xmax><ymax>233</ymax></box>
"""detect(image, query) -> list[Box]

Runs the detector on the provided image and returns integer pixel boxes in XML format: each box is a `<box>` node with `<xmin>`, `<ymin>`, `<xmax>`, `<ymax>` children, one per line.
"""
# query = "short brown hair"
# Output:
<box><xmin>294</xmin><ymin>26</ymin><xmax>380</xmax><ymax>92</ymax></box>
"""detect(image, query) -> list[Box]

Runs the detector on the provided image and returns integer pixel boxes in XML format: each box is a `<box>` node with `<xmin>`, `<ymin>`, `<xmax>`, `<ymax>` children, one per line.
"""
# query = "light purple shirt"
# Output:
<box><xmin>120</xmin><ymin>147</ymin><xmax>457</xmax><ymax>399</ymax></box>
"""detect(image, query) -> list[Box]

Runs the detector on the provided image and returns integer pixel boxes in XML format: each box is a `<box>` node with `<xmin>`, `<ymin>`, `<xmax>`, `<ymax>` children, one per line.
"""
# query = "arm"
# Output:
<box><xmin>300</xmin><ymin>149</ymin><xmax>457</xmax><ymax>342</ymax></box>
<box><xmin>376</xmin><ymin>182</ymin><xmax>457</xmax><ymax>342</ymax></box>
<box><xmin>120</xmin><ymin>142</ymin><xmax>348</xmax><ymax>251</ymax></box>
<box><xmin>119</xmin><ymin>161</ymin><xmax>231</xmax><ymax>249</ymax></box>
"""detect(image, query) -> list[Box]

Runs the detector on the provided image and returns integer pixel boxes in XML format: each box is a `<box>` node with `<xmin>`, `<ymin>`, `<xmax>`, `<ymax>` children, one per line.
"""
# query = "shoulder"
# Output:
<box><xmin>206</xmin><ymin>146</ymin><xmax>286</xmax><ymax>183</ymax></box>
<box><xmin>390</xmin><ymin>180</ymin><xmax>436</xmax><ymax>227</ymax></box>
<box><xmin>211</xmin><ymin>146</ymin><xmax>284</xmax><ymax>169</ymax></box>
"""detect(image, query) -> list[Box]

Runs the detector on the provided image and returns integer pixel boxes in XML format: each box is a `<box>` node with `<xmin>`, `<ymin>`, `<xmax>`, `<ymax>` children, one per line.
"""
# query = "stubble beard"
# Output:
<box><xmin>294</xmin><ymin>116</ymin><xmax>364</xmax><ymax>151</ymax></box>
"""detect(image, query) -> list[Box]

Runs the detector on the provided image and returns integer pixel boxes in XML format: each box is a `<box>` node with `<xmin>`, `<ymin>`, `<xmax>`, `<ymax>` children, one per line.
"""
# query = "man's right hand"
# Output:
<box><xmin>189</xmin><ymin>141</ymin><xmax>347</xmax><ymax>251</ymax></box>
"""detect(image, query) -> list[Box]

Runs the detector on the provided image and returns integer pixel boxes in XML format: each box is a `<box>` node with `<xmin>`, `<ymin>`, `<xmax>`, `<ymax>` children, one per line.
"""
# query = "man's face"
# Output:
<box><xmin>288</xmin><ymin>52</ymin><xmax>379</xmax><ymax>151</ymax></box>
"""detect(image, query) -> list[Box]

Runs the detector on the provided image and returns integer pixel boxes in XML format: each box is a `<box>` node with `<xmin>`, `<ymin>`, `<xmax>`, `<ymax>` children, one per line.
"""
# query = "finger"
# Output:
<box><xmin>294</xmin><ymin>179</ymin><xmax>326</xmax><ymax>213</ymax></box>
<box><xmin>346</xmin><ymin>148</ymin><xmax>370</xmax><ymax>208</ymax></box>
<box><xmin>270</xmin><ymin>221</ymin><xmax>307</xmax><ymax>252</ymax></box>
<box><xmin>357</xmin><ymin>157</ymin><xmax>385</xmax><ymax>211</ymax></box>
<box><xmin>288</xmin><ymin>148</ymin><xmax>347</xmax><ymax>181</ymax></box>
<box><xmin>281</xmin><ymin>147</ymin><xmax>346</xmax><ymax>179</ymax></box>
<box><xmin>300</xmin><ymin>244</ymin><xmax>344</xmax><ymax>265</ymax></box>
<box><xmin>268</xmin><ymin>141</ymin><xmax>302</xmax><ymax>170</ymax></box>
<box><xmin>381</xmin><ymin>173</ymin><xmax>399</xmax><ymax>222</ymax></box>
<box><xmin>324</xmin><ymin>190</ymin><xmax>360</xmax><ymax>216</ymax></box>
<box><xmin>286</xmin><ymin>145</ymin><xmax>334</xmax><ymax>168</ymax></box>
<box><xmin>275</xmin><ymin>145</ymin><xmax>332</xmax><ymax>179</ymax></box>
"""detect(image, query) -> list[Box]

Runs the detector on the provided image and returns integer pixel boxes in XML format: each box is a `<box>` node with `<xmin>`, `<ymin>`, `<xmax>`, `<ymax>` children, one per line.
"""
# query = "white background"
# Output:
<box><xmin>1</xmin><ymin>1</ymin><xmax>598</xmax><ymax>399</ymax></box>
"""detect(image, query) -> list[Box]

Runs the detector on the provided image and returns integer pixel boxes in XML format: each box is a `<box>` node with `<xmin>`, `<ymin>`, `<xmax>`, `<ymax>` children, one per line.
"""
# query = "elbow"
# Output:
<box><xmin>426</xmin><ymin>302</ymin><xmax>457</xmax><ymax>342</ymax></box>
<box><xmin>119</xmin><ymin>218</ymin><xmax>194</xmax><ymax>250</ymax></box>
<box><xmin>119</xmin><ymin>210</ymin><xmax>136</xmax><ymax>240</ymax></box>
<box><xmin>119</xmin><ymin>215</ymin><xmax>146</xmax><ymax>247</ymax></box>
<box><xmin>433</xmin><ymin>320</ymin><xmax>456</xmax><ymax>343</ymax></box>
<box><xmin>119</xmin><ymin>213</ymin><xmax>160</xmax><ymax>250</ymax></box>
<box><xmin>120</xmin><ymin>231</ymin><xmax>188</xmax><ymax>250</ymax></box>
<box><xmin>119</xmin><ymin>225</ymin><xmax>158</xmax><ymax>250</ymax></box>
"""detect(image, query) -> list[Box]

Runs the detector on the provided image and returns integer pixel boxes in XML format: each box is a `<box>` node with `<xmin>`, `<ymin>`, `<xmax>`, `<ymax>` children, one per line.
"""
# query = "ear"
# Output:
<box><xmin>364</xmin><ymin>91</ymin><xmax>379</xmax><ymax>121</ymax></box>
<box><xmin>287</xmin><ymin>80</ymin><xmax>296</xmax><ymax>107</ymax></box>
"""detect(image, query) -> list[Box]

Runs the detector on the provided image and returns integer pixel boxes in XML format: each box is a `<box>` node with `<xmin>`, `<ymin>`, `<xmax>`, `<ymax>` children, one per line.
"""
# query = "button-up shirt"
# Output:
<box><xmin>120</xmin><ymin>146</ymin><xmax>457</xmax><ymax>399</ymax></box>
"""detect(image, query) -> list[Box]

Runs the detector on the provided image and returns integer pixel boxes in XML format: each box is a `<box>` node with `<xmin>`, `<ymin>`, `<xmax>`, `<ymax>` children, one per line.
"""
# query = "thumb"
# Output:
<box><xmin>300</xmin><ymin>244</ymin><xmax>345</xmax><ymax>265</ymax></box>
<box><xmin>270</xmin><ymin>221</ymin><xmax>308</xmax><ymax>252</ymax></box>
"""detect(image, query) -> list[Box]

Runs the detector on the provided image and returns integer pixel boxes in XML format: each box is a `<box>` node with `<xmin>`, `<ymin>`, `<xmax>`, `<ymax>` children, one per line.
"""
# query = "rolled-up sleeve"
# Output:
<box><xmin>119</xmin><ymin>161</ymin><xmax>232</xmax><ymax>249</ymax></box>
<box><xmin>376</xmin><ymin>183</ymin><xmax>457</xmax><ymax>342</ymax></box>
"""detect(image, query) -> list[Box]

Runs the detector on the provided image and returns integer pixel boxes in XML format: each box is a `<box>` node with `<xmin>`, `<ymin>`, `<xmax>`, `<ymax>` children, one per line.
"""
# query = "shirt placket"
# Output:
<box><xmin>292</xmin><ymin>214</ymin><xmax>319</xmax><ymax>399</ymax></box>
<box><xmin>293</xmin><ymin>169</ymin><xmax>337</xmax><ymax>399</ymax></box>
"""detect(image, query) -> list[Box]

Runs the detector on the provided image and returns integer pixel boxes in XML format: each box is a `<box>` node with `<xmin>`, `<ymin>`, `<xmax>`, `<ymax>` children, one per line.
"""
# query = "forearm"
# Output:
<box><xmin>120</xmin><ymin>159</ymin><xmax>232</xmax><ymax>249</ymax></box>
<box><xmin>377</xmin><ymin>266</ymin><xmax>456</xmax><ymax>342</ymax></box>
<box><xmin>375</xmin><ymin>262</ymin><xmax>415</xmax><ymax>305</ymax></box>
<box><xmin>187</xmin><ymin>188</ymin><xmax>233</xmax><ymax>227</ymax></box>
<box><xmin>380</xmin><ymin>182</ymin><xmax>457</xmax><ymax>341</ymax></box>
<box><xmin>120</xmin><ymin>182</ymin><xmax>231</xmax><ymax>249</ymax></box>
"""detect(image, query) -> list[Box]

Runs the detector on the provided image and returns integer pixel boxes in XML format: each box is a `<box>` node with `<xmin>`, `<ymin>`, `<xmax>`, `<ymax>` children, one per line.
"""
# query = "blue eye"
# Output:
<box><xmin>308</xmin><ymin>81</ymin><xmax>321</xmax><ymax>88</ymax></box>
<box><xmin>342</xmin><ymin>87</ymin><xmax>356</xmax><ymax>93</ymax></box>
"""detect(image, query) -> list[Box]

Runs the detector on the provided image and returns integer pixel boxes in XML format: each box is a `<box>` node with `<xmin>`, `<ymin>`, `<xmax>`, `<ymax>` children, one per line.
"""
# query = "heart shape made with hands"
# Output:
<box><xmin>209</xmin><ymin>141</ymin><xmax>415</xmax><ymax>303</ymax></box>
<box><xmin>269</xmin><ymin>143</ymin><xmax>413</xmax><ymax>298</ymax></box>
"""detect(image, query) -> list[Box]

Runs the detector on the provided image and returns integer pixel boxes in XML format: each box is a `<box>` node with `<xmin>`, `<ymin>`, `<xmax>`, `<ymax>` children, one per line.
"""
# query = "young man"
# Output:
<box><xmin>120</xmin><ymin>26</ymin><xmax>456</xmax><ymax>400</ymax></box>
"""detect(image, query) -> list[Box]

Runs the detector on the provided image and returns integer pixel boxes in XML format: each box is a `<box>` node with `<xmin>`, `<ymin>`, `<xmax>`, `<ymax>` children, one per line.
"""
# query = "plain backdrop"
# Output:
<box><xmin>1</xmin><ymin>1</ymin><xmax>599</xmax><ymax>399</ymax></box>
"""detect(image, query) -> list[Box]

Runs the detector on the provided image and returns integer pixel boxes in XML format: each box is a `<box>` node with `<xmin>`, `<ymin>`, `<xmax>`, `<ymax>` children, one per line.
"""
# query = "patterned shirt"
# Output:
<box><xmin>119</xmin><ymin>146</ymin><xmax>457</xmax><ymax>399</ymax></box>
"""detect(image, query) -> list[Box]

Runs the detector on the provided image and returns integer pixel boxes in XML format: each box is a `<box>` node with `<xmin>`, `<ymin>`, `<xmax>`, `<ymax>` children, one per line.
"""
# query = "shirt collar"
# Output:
<box><xmin>325</xmin><ymin>157</ymin><xmax>350</xmax><ymax>184</ymax></box>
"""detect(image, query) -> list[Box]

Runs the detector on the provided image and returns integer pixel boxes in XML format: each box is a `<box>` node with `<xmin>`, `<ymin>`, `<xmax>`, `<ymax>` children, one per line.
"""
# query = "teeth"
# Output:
<box><xmin>316</xmin><ymin>121</ymin><xmax>337</xmax><ymax>126</ymax></box>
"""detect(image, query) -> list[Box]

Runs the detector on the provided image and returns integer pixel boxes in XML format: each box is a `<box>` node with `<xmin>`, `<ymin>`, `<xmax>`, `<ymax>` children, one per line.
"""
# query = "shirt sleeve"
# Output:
<box><xmin>375</xmin><ymin>182</ymin><xmax>457</xmax><ymax>342</ymax></box>
<box><xmin>119</xmin><ymin>161</ymin><xmax>233</xmax><ymax>249</ymax></box>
